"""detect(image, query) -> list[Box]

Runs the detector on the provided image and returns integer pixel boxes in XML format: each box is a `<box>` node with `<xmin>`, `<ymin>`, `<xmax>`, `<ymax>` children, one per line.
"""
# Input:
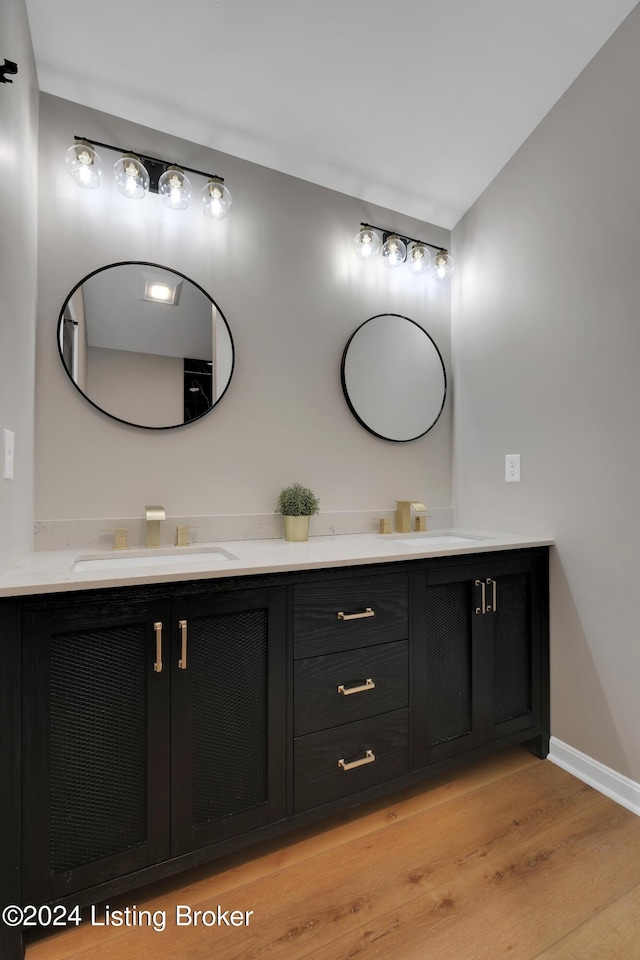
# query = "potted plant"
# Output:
<box><xmin>275</xmin><ymin>482</ymin><xmax>320</xmax><ymax>542</ymax></box>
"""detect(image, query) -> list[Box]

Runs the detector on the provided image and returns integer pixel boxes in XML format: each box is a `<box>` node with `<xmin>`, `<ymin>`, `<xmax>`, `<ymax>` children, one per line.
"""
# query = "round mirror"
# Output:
<box><xmin>57</xmin><ymin>262</ymin><xmax>234</xmax><ymax>429</ymax></box>
<box><xmin>341</xmin><ymin>313</ymin><xmax>446</xmax><ymax>442</ymax></box>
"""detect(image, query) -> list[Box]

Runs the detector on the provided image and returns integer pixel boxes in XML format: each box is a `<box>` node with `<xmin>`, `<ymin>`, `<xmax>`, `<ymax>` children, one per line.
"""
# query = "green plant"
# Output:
<box><xmin>275</xmin><ymin>482</ymin><xmax>320</xmax><ymax>517</ymax></box>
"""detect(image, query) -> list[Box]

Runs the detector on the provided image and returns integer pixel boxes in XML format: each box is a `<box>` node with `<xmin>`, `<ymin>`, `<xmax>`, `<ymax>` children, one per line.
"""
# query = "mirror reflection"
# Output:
<box><xmin>341</xmin><ymin>313</ymin><xmax>446</xmax><ymax>442</ymax></box>
<box><xmin>58</xmin><ymin>262</ymin><xmax>234</xmax><ymax>429</ymax></box>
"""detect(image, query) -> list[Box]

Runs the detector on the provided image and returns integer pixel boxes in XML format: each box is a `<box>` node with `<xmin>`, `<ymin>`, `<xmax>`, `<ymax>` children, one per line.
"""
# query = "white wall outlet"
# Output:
<box><xmin>505</xmin><ymin>453</ymin><xmax>521</xmax><ymax>483</ymax></box>
<box><xmin>3</xmin><ymin>429</ymin><xmax>15</xmax><ymax>480</ymax></box>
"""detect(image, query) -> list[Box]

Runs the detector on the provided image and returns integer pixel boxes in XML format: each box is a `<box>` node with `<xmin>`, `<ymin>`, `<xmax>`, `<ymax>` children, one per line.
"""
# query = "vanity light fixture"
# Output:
<box><xmin>354</xmin><ymin>222</ymin><xmax>452</xmax><ymax>280</ymax></box>
<box><xmin>65</xmin><ymin>136</ymin><xmax>231</xmax><ymax>218</ymax></box>
<box><xmin>381</xmin><ymin>234</ymin><xmax>407</xmax><ymax>269</ymax></box>
<box><xmin>354</xmin><ymin>226</ymin><xmax>382</xmax><ymax>260</ymax></box>
<box><xmin>65</xmin><ymin>139</ymin><xmax>104</xmax><ymax>189</ymax></box>
<box><xmin>114</xmin><ymin>153</ymin><xmax>150</xmax><ymax>199</ymax></box>
<box><xmin>202</xmin><ymin>177</ymin><xmax>232</xmax><ymax>220</ymax></box>
<box><xmin>158</xmin><ymin>165</ymin><xmax>192</xmax><ymax>210</ymax></box>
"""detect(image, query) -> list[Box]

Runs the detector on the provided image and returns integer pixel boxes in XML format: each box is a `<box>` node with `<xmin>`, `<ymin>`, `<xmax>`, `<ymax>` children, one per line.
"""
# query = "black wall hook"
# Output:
<box><xmin>0</xmin><ymin>60</ymin><xmax>18</xmax><ymax>83</ymax></box>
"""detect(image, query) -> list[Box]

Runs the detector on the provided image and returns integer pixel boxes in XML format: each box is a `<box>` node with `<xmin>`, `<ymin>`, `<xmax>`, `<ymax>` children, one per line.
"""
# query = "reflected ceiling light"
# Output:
<box><xmin>159</xmin><ymin>165</ymin><xmax>192</xmax><ymax>210</ymax></box>
<box><xmin>353</xmin><ymin>222</ymin><xmax>452</xmax><ymax>280</ymax></box>
<box><xmin>65</xmin><ymin>139</ymin><xmax>103</xmax><ymax>189</ymax></box>
<box><xmin>114</xmin><ymin>153</ymin><xmax>150</xmax><ymax>199</ymax></box>
<box><xmin>381</xmin><ymin>234</ymin><xmax>407</xmax><ymax>268</ymax></box>
<box><xmin>202</xmin><ymin>177</ymin><xmax>232</xmax><ymax>220</ymax></box>
<box><xmin>65</xmin><ymin>136</ymin><xmax>231</xmax><ymax>219</ymax></box>
<box><xmin>139</xmin><ymin>272</ymin><xmax>182</xmax><ymax>305</ymax></box>
<box><xmin>354</xmin><ymin>226</ymin><xmax>381</xmax><ymax>260</ymax></box>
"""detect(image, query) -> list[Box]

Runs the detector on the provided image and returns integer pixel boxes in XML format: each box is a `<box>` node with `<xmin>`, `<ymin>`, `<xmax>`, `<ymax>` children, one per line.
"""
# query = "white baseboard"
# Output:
<box><xmin>548</xmin><ymin>737</ymin><xmax>640</xmax><ymax>817</ymax></box>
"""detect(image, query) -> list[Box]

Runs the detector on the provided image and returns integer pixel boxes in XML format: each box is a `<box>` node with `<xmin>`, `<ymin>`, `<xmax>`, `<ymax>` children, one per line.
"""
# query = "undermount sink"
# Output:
<box><xmin>384</xmin><ymin>532</ymin><xmax>491</xmax><ymax>546</ymax></box>
<box><xmin>73</xmin><ymin>545</ymin><xmax>238</xmax><ymax>572</ymax></box>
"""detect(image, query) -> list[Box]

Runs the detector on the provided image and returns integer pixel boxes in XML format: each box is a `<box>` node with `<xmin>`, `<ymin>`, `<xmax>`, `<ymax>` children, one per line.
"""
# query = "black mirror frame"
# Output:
<box><xmin>340</xmin><ymin>313</ymin><xmax>447</xmax><ymax>443</ymax></box>
<box><xmin>57</xmin><ymin>260</ymin><xmax>235</xmax><ymax>430</ymax></box>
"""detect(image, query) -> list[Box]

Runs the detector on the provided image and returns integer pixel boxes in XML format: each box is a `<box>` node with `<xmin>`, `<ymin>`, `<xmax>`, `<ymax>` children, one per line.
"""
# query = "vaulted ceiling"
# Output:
<box><xmin>25</xmin><ymin>0</ymin><xmax>639</xmax><ymax>228</ymax></box>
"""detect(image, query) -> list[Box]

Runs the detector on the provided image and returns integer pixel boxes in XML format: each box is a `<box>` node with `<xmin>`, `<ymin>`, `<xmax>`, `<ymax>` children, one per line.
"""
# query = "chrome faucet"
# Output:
<box><xmin>396</xmin><ymin>501</ymin><xmax>427</xmax><ymax>533</ymax></box>
<box><xmin>145</xmin><ymin>505</ymin><xmax>166</xmax><ymax>548</ymax></box>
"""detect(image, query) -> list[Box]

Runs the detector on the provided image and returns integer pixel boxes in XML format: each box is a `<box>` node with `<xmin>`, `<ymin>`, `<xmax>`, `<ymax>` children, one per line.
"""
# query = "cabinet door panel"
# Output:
<box><xmin>22</xmin><ymin>602</ymin><xmax>171</xmax><ymax>903</ymax></box>
<box><xmin>414</xmin><ymin>578</ymin><xmax>478</xmax><ymax>767</ymax></box>
<box><xmin>171</xmin><ymin>587</ymin><xmax>286</xmax><ymax>855</ymax></box>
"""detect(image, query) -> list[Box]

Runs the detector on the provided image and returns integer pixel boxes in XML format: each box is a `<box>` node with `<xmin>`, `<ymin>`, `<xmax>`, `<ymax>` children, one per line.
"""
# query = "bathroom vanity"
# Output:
<box><xmin>0</xmin><ymin>532</ymin><xmax>550</xmax><ymax>958</ymax></box>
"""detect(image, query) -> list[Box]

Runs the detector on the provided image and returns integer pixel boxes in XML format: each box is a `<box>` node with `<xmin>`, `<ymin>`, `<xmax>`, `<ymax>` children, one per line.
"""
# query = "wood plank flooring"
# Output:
<box><xmin>25</xmin><ymin>748</ymin><xmax>640</xmax><ymax>960</ymax></box>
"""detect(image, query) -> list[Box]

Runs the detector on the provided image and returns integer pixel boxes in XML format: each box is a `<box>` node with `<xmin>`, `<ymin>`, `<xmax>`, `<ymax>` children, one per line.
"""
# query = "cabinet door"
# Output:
<box><xmin>170</xmin><ymin>586</ymin><xmax>286</xmax><ymax>855</ymax></box>
<box><xmin>414</xmin><ymin>554</ymin><xmax>541</xmax><ymax>769</ymax></box>
<box><xmin>22</xmin><ymin>598</ymin><xmax>171</xmax><ymax>903</ymax></box>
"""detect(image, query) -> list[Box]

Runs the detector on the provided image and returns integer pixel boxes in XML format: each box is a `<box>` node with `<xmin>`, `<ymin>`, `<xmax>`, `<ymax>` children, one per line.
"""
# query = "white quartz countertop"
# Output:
<box><xmin>0</xmin><ymin>529</ymin><xmax>554</xmax><ymax>598</ymax></box>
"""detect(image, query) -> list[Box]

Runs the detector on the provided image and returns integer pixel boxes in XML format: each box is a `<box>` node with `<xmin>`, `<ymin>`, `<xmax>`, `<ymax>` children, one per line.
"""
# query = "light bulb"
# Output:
<box><xmin>202</xmin><ymin>178</ymin><xmax>232</xmax><ymax>219</ymax></box>
<box><xmin>434</xmin><ymin>250</ymin><xmax>453</xmax><ymax>281</ymax></box>
<box><xmin>148</xmin><ymin>283</ymin><xmax>172</xmax><ymax>301</ymax></box>
<box><xmin>381</xmin><ymin>235</ymin><xmax>407</xmax><ymax>268</ymax></box>
<box><xmin>354</xmin><ymin>227</ymin><xmax>381</xmax><ymax>260</ymax></box>
<box><xmin>158</xmin><ymin>165</ymin><xmax>192</xmax><ymax>210</ymax></box>
<box><xmin>65</xmin><ymin>140</ymin><xmax>103</xmax><ymax>189</ymax></box>
<box><xmin>408</xmin><ymin>243</ymin><xmax>431</xmax><ymax>275</ymax></box>
<box><xmin>114</xmin><ymin>154</ymin><xmax>150</xmax><ymax>199</ymax></box>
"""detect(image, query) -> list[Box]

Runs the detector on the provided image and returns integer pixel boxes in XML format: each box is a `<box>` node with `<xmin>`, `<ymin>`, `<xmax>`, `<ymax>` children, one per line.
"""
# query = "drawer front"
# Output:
<box><xmin>293</xmin><ymin>709</ymin><xmax>409</xmax><ymax>813</ymax></box>
<box><xmin>294</xmin><ymin>640</ymin><xmax>408</xmax><ymax>736</ymax></box>
<box><xmin>293</xmin><ymin>573</ymin><xmax>408</xmax><ymax>658</ymax></box>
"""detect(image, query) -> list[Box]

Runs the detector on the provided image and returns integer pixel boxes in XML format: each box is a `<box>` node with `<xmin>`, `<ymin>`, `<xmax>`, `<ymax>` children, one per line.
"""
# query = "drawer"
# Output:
<box><xmin>293</xmin><ymin>572</ymin><xmax>408</xmax><ymax>658</ymax></box>
<box><xmin>293</xmin><ymin>709</ymin><xmax>409</xmax><ymax>813</ymax></box>
<box><xmin>294</xmin><ymin>640</ymin><xmax>408</xmax><ymax>736</ymax></box>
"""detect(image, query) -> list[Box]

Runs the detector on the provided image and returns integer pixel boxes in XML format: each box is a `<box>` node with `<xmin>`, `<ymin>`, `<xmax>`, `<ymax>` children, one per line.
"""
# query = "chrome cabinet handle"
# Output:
<box><xmin>475</xmin><ymin>580</ymin><xmax>486</xmax><ymax>615</ymax></box>
<box><xmin>337</xmin><ymin>678</ymin><xmax>376</xmax><ymax>696</ymax></box>
<box><xmin>178</xmin><ymin>619</ymin><xmax>188</xmax><ymax>670</ymax></box>
<box><xmin>153</xmin><ymin>621</ymin><xmax>163</xmax><ymax>673</ymax></box>
<box><xmin>337</xmin><ymin>607</ymin><xmax>374</xmax><ymax>621</ymax></box>
<box><xmin>337</xmin><ymin>749</ymin><xmax>376</xmax><ymax>771</ymax></box>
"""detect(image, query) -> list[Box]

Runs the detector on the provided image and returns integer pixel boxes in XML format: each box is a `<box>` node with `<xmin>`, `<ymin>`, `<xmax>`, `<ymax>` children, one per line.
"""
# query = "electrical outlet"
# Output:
<box><xmin>3</xmin><ymin>429</ymin><xmax>15</xmax><ymax>480</ymax></box>
<box><xmin>505</xmin><ymin>453</ymin><xmax>520</xmax><ymax>483</ymax></box>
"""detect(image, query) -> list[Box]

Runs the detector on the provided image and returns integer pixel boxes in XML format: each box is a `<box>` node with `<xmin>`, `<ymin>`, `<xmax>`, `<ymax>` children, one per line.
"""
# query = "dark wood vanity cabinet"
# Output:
<box><xmin>292</xmin><ymin>572</ymin><xmax>410</xmax><ymax>812</ymax></box>
<box><xmin>19</xmin><ymin>584</ymin><xmax>287</xmax><ymax>905</ymax></box>
<box><xmin>413</xmin><ymin>551</ymin><xmax>548</xmax><ymax>769</ymax></box>
<box><xmin>0</xmin><ymin>547</ymin><xmax>548</xmax><ymax>960</ymax></box>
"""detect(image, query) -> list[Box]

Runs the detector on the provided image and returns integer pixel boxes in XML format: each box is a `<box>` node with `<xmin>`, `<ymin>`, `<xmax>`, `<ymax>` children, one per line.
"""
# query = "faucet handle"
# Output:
<box><xmin>176</xmin><ymin>525</ymin><xmax>197</xmax><ymax>547</ymax></box>
<box><xmin>101</xmin><ymin>527</ymin><xmax>128</xmax><ymax>550</ymax></box>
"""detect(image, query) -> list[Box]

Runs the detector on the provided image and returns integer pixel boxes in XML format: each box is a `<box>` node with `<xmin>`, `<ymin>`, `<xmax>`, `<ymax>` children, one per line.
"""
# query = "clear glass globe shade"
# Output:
<box><xmin>434</xmin><ymin>250</ymin><xmax>453</xmax><ymax>281</ymax></box>
<box><xmin>65</xmin><ymin>142</ymin><xmax>103</xmax><ymax>189</ymax></box>
<box><xmin>114</xmin><ymin>155</ymin><xmax>150</xmax><ymax>200</ymax></box>
<box><xmin>354</xmin><ymin>228</ymin><xmax>381</xmax><ymax>260</ymax></box>
<box><xmin>158</xmin><ymin>166</ymin><xmax>192</xmax><ymax>210</ymax></box>
<box><xmin>202</xmin><ymin>180</ymin><xmax>232</xmax><ymax>220</ymax></box>
<box><xmin>407</xmin><ymin>243</ymin><xmax>431</xmax><ymax>275</ymax></box>
<box><xmin>381</xmin><ymin>235</ymin><xmax>407</xmax><ymax>268</ymax></box>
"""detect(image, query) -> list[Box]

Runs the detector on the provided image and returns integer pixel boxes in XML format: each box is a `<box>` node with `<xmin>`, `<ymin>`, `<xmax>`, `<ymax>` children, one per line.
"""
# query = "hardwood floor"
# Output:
<box><xmin>25</xmin><ymin>748</ymin><xmax>640</xmax><ymax>960</ymax></box>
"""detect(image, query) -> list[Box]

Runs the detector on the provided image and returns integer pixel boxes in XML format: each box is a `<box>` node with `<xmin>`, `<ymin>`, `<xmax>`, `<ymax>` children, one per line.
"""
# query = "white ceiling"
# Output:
<box><xmin>25</xmin><ymin>0</ymin><xmax>638</xmax><ymax>229</ymax></box>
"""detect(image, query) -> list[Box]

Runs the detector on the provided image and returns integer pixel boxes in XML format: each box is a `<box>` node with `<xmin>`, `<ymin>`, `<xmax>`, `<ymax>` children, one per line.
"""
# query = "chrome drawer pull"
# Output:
<box><xmin>337</xmin><ymin>678</ymin><xmax>376</xmax><ymax>696</ymax></box>
<box><xmin>337</xmin><ymin>607</ymin><xmax>375</xmax><ymax>621</ymax></box>
<box><xmin>338</xmin><ymin>749</ymin><xmax>376</xmax><ymax>771</ymax></box>
<box><xmin>178</xmin><ymin>619</ymin><xmax>188</xmax><ymax>670</ymax></box>
<box><xmin>153</xmin><ymin>621</ymin><xmax>163</xmax><ymax>673</ymax></box>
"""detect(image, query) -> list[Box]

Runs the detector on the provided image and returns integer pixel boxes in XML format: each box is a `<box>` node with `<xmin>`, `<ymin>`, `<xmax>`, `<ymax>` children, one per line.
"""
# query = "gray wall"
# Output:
<box><xmin>453</xmin><ymin>6</ymin><xmax>640</xmax><ymax>780</ymax></box>
<box><xmin>0</xmin><ymin>0</ymin><xmax>38</xmax><ymax>574</ymax></box>
<box><xmin>35</xmin><ymin>95</ymin><xmax>452</xmax><ymax>521</ymax></box>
